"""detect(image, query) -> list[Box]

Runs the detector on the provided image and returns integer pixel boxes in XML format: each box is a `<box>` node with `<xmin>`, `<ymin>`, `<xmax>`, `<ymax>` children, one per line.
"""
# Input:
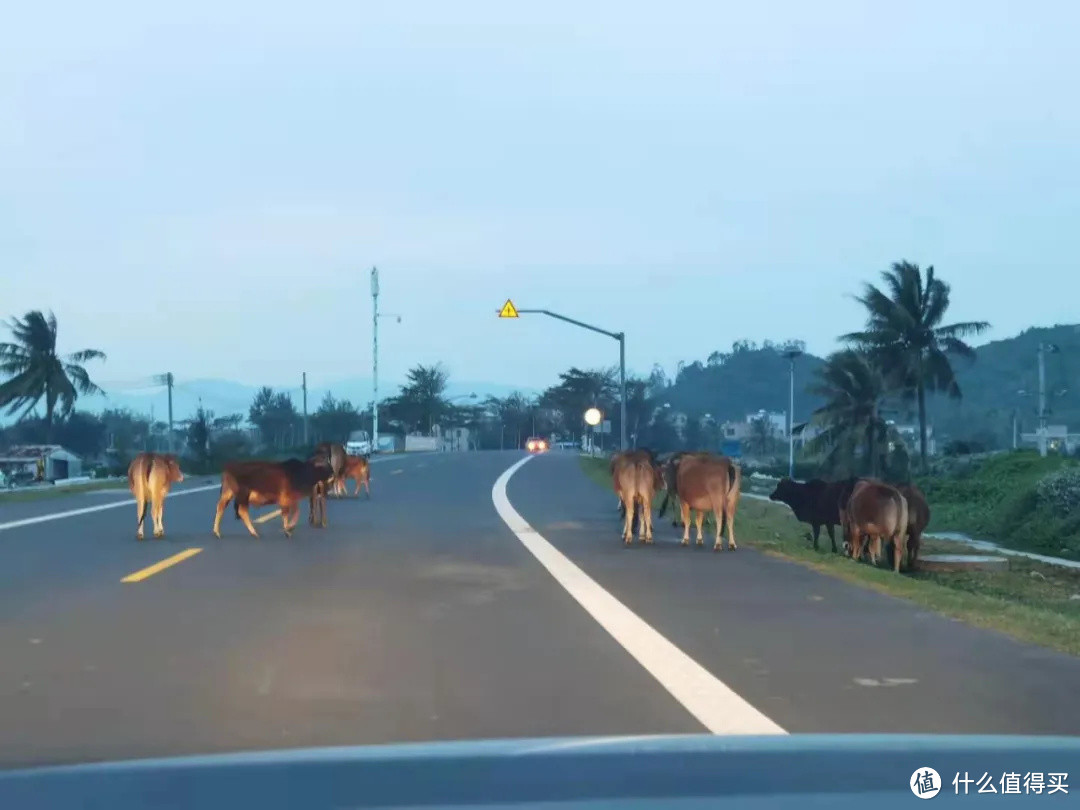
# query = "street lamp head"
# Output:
<box><xmin>584</xmin><ymin>407</ymin><xmax>603</xmax><ymax>427</ymax></box>
<box><xmin>782</xmin><ymin>348</ymin><xmax>803</xmax><ymax>361</ymax></box>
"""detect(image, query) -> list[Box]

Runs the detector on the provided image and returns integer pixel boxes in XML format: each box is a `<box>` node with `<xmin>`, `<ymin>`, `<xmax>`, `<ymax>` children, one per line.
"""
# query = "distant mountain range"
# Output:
<box><xmin>661</xmin><ymin>324</ymin><xmax>1080</xmax><ymax>450</ymax></box>
<box><xmin>78</xmin><ymin>378</ymin><xmax>541</xmax><ymax>424</ymax></box>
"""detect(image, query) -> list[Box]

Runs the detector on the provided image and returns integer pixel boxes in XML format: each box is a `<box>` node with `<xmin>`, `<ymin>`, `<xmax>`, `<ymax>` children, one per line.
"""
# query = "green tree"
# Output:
<box><xmin>843</xmin><ymin>261</ymin><xmax>990</xmax><ymax>472</ymax></box>
<box><xmin>186</xmin><ymin>406</ymin><xmax>212</xmax><ymax>467</ymax></box>
<box><xmin>540</xmin><ymin>367</ymin><xmax>618</xmax><ymax>437</ymax></box>
<box><xmin>0</xmin><ymin>310</ymin><xmax>106</xmax><ymax>441</ymax></box>
<box><xmin>311</xmin><ymin>393</ymin><xmax>362</xmax><ymax>442</ymax></box>
<box><xmin>747</xmin><ymin>415</ymin><xmax>775</xmax><ymax>457</ymax></box>
<box><xmin>807</xmin><ymin>349</ymin><xmax>893</xmax><ymax>477</ymax></box>
<box><xmin>248</xmin><ymin>387</ymin><xmax>300</xmax><ymax>448</ymax></box>
<box><xmin>383</xmin><ymin>363</ymin><xmax>450</xmax><ymax>434</ymax></box>
<box><xmin>483</xmin><ymin>392</ymin><xmax>534</xmax><ymax>447</ymax></box>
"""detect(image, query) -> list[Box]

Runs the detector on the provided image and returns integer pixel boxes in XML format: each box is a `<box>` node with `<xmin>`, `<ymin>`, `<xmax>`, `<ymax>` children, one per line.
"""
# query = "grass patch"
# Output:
<box><xmin>580</xmin><ymin>455</ymin><xmax>1080</xmax><ymax>657</ymax></box>
<box><xmin>916</xmin><ymin>451</ymin><xmax>1080</xmax><ymax>559</ymax></box>
<box><xmin>0</xmin><ymin>479</ymin><xmax>128</xmax><ymax>503</ymax></box>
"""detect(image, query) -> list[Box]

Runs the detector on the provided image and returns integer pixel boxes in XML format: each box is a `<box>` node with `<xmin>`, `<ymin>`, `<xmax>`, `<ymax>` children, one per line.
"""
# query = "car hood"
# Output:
<box><xmin>1</xmin><ymin>733</ymin><xmax>1077</xmax><ymax>809</ymax></box>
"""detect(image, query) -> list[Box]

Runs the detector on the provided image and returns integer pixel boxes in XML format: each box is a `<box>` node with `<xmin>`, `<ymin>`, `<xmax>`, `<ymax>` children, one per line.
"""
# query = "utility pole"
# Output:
<box><xmin>782</xmin><ymin>348</ymin><xmax>802</xmax><ymax>479</ymax></box>
<box><xmin>371</xmin><ymin>266</ymin><xmax>379</xmax><ymax>454</ymax></box>
<box><xmin>1037</xmin><ymin>342</ymin><xmax>1060</xmax><ymax>457</ymax></box>
<box><xmin>156</xmin><ymin>372</ymin><xmax>174</xmax><ymax>453</ymax></box>
<box><xmin>302</xmin><ymin>372</ymin><xmax>309</xmax><ymax>445</ymax></box>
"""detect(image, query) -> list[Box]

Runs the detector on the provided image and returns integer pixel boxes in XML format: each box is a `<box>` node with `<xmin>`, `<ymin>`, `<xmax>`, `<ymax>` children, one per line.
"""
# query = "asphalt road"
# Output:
<box><xmin>0</xmin><ymin>450</ymin><xmax>1078</xmax><ymax>769</ymax></box>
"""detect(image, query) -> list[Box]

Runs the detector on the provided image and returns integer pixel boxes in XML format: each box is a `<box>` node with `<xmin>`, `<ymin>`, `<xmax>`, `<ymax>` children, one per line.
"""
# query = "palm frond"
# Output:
<box><xmin>65</xmin><ymin>348</ymin><xmax>107</xmax><ymax>364</ymax></box>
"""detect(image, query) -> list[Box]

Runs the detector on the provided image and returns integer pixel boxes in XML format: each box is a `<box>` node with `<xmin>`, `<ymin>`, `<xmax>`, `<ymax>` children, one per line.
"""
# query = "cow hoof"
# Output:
<box><xmin>136</xmin><ymin>533</ymin><xmax>144</xmax><ymax>541</ymax></box>
<box><xmin>153</xmin><ymin>531</ymin><xmax>164</xmax><ymax>539</ymax></box>
<box><xmin>213</xmin><ymin>530</ymin><xmax>221</xmax><ymax>539</ymax></box>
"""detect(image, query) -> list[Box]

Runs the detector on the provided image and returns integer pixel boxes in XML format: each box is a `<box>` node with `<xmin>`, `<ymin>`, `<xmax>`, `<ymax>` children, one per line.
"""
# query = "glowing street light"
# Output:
<box><xmin>584</xmin><ymin>407</ymin><xmax>603</xmax><ymax>427</ymax></box>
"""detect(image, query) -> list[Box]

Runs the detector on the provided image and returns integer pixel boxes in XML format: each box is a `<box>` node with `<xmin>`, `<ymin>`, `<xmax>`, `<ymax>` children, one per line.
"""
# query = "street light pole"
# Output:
<box><xmin>782</xmin><ymin>349</ymin><xmax>802</xmax><ymax>478</ymax></box>
<box><xmin>371</xmin><ymin>266</ymin><xmax>379</xmax><ymax>454</ymax></box>
<box><xmin>1037</xmin><ymin>342</ymin><xmax>1060</xmax><ymax>457</ymax></box>
<box><xmin>512</xmin><ymin>307</ymin><xmax>628</xmax><ymax>452</ymax></box>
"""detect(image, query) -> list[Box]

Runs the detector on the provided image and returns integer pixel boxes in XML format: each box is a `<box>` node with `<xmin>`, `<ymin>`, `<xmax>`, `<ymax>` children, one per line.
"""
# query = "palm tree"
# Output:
<box><xmin>0</xmin><ymin>310</ymin><xmax>106</xmax><ymax>441</ymax></box>
<box><xmin>842</xmin><ymin>261</ymin><xmax>990</xmax><ymax>472</ymax></box>
<box><xmin>807</xmin><ymin>349</ymin><xmax>893</xmax><ymax>478</ymax></box>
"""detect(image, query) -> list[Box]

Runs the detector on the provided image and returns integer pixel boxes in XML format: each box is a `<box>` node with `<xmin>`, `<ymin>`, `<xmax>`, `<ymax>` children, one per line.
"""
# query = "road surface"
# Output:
<box><xmin>0</xmin><ymin>450</ymin><xmax>1078</xmax><ymax>768</ymax></box>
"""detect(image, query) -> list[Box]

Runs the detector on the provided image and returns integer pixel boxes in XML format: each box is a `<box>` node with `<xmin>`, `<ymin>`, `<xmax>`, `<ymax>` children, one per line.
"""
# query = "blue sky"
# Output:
<box><xmin>3</xmin><ymin>0</ymin><xmax>1078</xmax><ymax>395</ymax></box>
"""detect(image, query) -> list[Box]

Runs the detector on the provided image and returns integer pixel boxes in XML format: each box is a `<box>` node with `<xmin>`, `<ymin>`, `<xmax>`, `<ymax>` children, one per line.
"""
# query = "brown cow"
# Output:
<box><xmin>127</xmin><ymin>453</ymin><xmax>185</xmax><ymax>540</ymax></box>
<box><xmin>213</xmin><ymin>457</ymin><xmax>335</xmax><ymax>538</ymax></box>
<box><xmin>611</xmin><ymin>450</ymin><xmax>660</xmax><ymax>544</ymax></box>
<box><xmin>894</xmin><ymin>484</ymin><xmax>931</xmax><ymax>569</ymax></box>
<box><xmin>843</xmin><ymin>479</ymin><xmax>909</xmax><ymax>572</ymax></box>
<box><xmin>341</xmin><ymin>454</ymin><xmax>372</xmax><ymax>498</ymax></box>
<box><xmin>312</xmin><ymin>442</ymin><xmax>348</xmax><ymax>496</ymax></box>
<box><xmin>658</xmin><ymin>451</ymin><xmax>718</xmax><ymax>529</ymax></box>
<box><xmin>674</xmin><ymin>453</ymin><xmax>741</xmax><ymax>551</ymax></box>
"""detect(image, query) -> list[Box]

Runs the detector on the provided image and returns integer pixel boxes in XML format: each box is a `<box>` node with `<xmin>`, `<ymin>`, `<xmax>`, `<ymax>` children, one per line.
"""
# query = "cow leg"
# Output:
<box><xmin>236</xmin><ymin>501</ymin><xmax>260</xmax><ymax>538</ymax></box>
<box><xmin>850</xmin><ymin>532</ymin><xmax>864</xmax><ymax>562</ymax></box>
<box><xmin>712</xmin><ymin>507</ymin><xmax>723</xmax><ymax>551</ymax></box>
<box><xmin>285</xmin><ymin>499</ymin><xmax>302</xmax><ymax>533</ymax></box>
<box><xmin>135</xmin><ymin>490</ymin><xmax>147</xmax><ymax>540</ymax></box>
<box><xmin>152</xmin><ymin>492</ymin><xmax>165</xmax><ymax>538</ymax></box>
<box><xmin>723</xmin><ymin>507</ymin><xmax>737</xmax><ymax>551</ymax></box>
<box><xmin>680</xmin><ymin>501</ymin><xmax>692</xmax><ymax>545</ymax></box>
<box><xmin>281</xmin><ymin>503</ymin><xmax>294</xmax><ymax>538</ymax></box>
<box><xmin>641</xmin><ymin>496</ymin><xmax>653</xmax><ymax>544</ymax></box>
<box><xmin>621</xmin><ymin>494</ymin><xmax>634</xmax><ymax>544</ymax></box>
<box><xmin>826</xmin><ymin>523</ymin><xmax>837</xmax><ymax>553</ymax></box>
<box><xmin>908</xmin><ymin>530</ymin><xmax>921</xmax><ymax>569</ymax></box>
<box><xmin>694</xmin><ymin>510</ymin><xmax>705</xmax><ymax>546</ymax></box>
<box><xmin>810</xmin><ymin>524</ymin><xmax>822</xmax><ymax>551</ymax></box>
<box><xmin>212</xmin><ymin>488</ymin><xmax>234</xmax><ymax>538</ymax></box>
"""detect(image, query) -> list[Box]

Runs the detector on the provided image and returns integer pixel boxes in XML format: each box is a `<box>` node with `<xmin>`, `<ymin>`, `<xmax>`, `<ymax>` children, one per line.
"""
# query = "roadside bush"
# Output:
<box><xmin>916</xmin><ymin>450</ymin><xmax>1080</xmax><ymax>557</ymax></box>
<box><xmin>1036</xmin><ymin>467</ymin><xmax>1080</xmax><ymax>516</ymax></box>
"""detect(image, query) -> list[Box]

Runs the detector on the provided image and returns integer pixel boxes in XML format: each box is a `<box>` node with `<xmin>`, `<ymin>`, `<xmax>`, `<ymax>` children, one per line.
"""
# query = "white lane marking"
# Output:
<box><xmin>0</xmin><ymin>484</ymin><xmax>223</xmax><ymax>533</ymax></box>
<box><xmin>0</xmin><ymin>455</ymin><xmax>418</xmax><ymax>534</ymax></box>
<box><xmin>492</xmin><ymin>455</ymin><xmax>787</xmax><ymax>736</ymax></box>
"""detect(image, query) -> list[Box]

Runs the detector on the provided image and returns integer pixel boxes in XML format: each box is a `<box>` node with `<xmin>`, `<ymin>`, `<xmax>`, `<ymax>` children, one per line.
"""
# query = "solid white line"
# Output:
<box><xmin>491</xmin><ymin>455</ymin><xmax>787</xmax><ymax>736</ymax></box>
<box><xmin>0</xmin><ymin>453</ymin><xmax>413</xmax><ymax>534</ymax></box>
<box><xmin>0</xmin><ymin>484</ymin><xmax>223</xmax><ymax>533</ymax></box>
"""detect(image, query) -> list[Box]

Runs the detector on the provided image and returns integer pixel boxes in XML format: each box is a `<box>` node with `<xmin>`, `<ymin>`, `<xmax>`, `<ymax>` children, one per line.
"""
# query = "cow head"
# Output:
<box><xmin>156</xmin><ymin>454</ymin><xmax>184</xmax><ymax>483</ymax></box>
<box><xmin>769</xmin><ymin>477</ymin><xmax>799</xmax><ymax>505</ymax></box>
<box><xmin>309</xmin><ymin>444</ymin><xmax>333</xmax><ymax>468</ymax></box>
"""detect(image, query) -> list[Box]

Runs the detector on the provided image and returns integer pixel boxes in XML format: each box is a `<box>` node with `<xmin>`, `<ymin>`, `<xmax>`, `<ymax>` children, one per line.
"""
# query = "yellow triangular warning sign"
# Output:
<box><xmin>498</xmin><ymin>299</ymin><xmax>519</xmax><ymax>318</ymax></box>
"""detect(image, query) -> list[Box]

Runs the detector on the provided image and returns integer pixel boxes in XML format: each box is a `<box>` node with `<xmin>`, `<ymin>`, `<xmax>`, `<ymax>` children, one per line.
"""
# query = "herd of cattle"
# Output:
<box><xmin>121</xmin><ymin>442</ymin><xmax>927</xmax><ymax>571</ymax></box>
<box><xmin>125</xmin><ymin>442</ymin><xmax>371</xmax><ymax>541</ymax></box>
<box><xmin>609</xmin><ymin>449</ymin><xmax>931</xmax><ymax>573</ymax></box>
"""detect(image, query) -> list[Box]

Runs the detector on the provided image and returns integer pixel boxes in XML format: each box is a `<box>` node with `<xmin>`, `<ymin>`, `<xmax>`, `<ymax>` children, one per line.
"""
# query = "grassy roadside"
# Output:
<box><xmin>0</xmin><ymin>479</ymin><xmax>129</xmax><ymax>503</ymax></box>
<box><xmin>581</xmin><ymin>456</ymin><xmax>1080</xmax><ymax>657</ymax></box>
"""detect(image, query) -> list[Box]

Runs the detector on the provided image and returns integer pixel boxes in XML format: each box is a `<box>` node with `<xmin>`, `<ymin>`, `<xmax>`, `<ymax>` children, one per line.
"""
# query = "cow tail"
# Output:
<box><xmin>726</xmin><ymin>462</ymin><xmax>742</xmax><ymax>515</ymax></box>
<box><xmin>895</xmin><ymin>490</ymin><xmax>909</xmax><ymax>569</ymax></box>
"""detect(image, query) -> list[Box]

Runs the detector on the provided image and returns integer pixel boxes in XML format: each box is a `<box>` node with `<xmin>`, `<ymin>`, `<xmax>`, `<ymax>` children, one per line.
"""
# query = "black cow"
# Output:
<box><xmin>769</xmin><ymin>476</ymin><xmax>858</xmax><ymax>553</ymax></box>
